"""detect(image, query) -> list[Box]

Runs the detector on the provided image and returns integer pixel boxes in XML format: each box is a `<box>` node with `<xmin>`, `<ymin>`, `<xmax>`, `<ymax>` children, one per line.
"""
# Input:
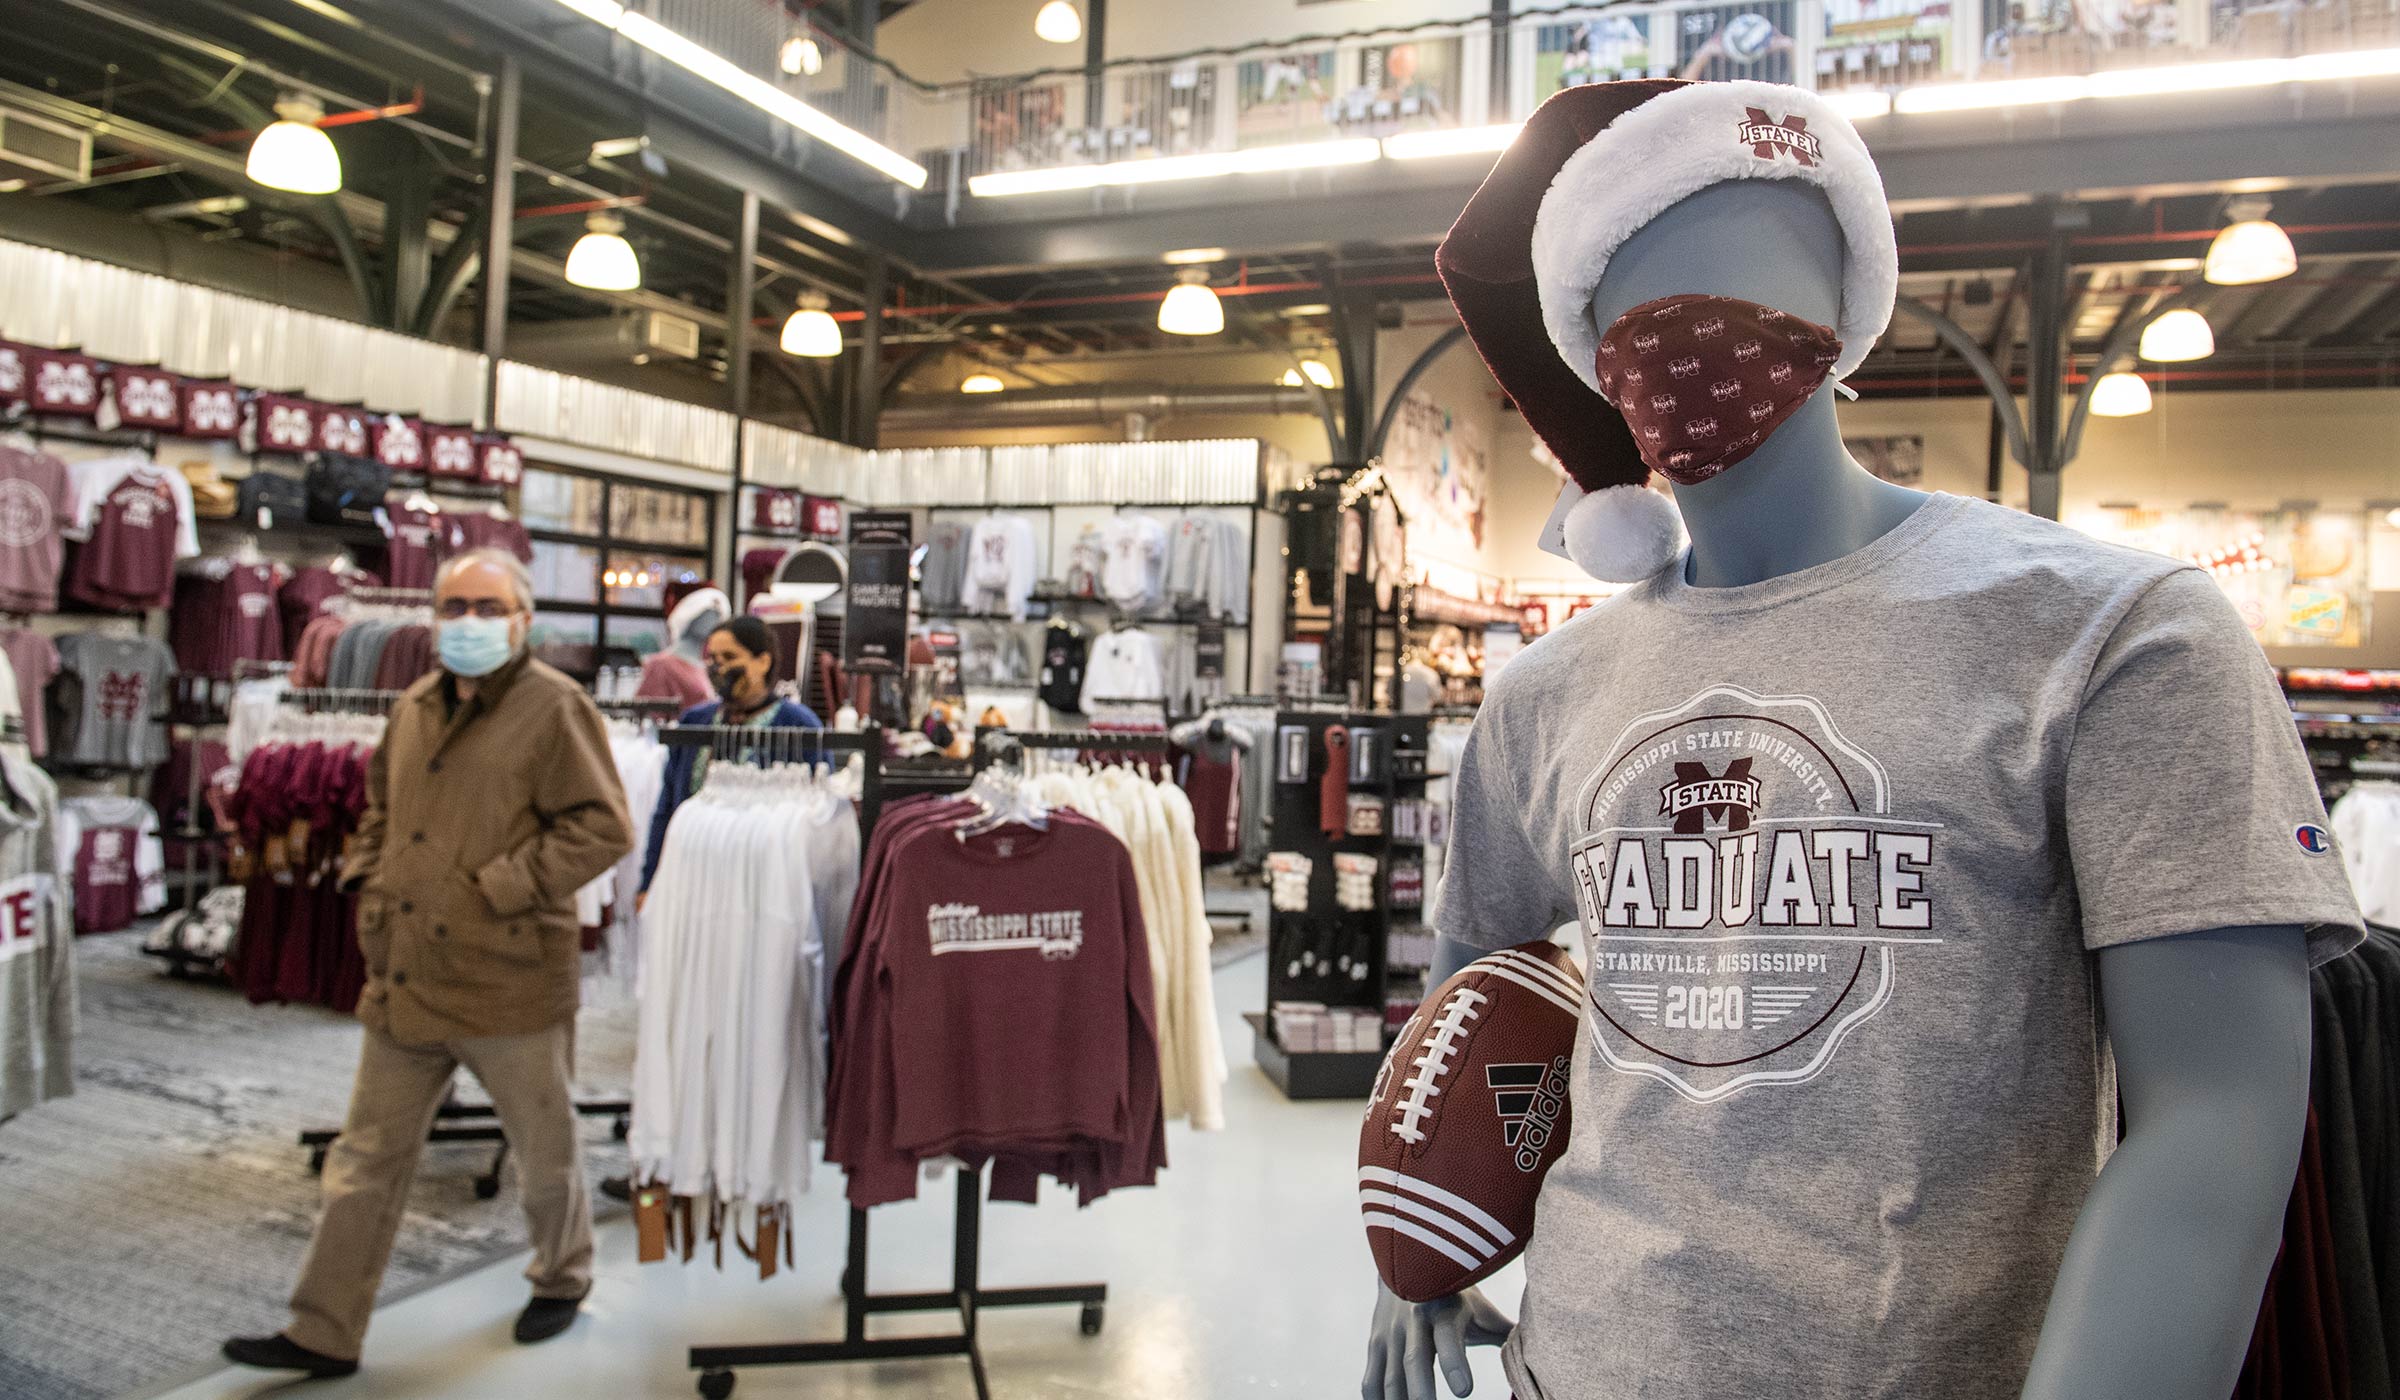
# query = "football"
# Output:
<box><xmin>1359</xmin><ymin>939</ymin><xmax>1581</xmax><ymax>1302</ymax></box>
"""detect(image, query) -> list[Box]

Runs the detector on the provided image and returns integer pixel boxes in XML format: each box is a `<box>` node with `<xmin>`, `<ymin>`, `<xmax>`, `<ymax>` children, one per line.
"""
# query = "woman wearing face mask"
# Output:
<box><xmin>635</xmin><ymin>614</ymin><xmax>821</xmax><ymax>907</ymax></box>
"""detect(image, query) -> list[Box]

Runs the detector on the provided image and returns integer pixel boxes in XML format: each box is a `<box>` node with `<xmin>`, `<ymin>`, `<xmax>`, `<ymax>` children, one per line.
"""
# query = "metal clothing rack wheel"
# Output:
<box><xmin>683</xmin><ymin>724</ymin><xmax>1163</xmax><ymax>1399</ymax></box>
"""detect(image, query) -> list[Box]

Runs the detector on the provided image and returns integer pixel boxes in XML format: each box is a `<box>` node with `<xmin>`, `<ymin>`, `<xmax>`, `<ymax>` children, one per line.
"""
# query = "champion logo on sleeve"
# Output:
<box><xmin>2294</xmin><ymin>823</ymin><xmax>2332</xmax><ymax>855</ymax></box>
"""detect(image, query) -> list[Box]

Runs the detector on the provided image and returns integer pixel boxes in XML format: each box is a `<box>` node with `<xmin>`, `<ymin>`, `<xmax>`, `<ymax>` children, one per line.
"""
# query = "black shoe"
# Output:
<box><xmin>599</xmin><ymin>1173</ymin><xmax>631</xmax><ymax>1202</ymax></box>
<box><xmin>514</xmin><ymin>1291</ymin><xmax>587</xmax><ymax>1345</ymax></box>
<box><xmin>221</xmin><ymin>1333</ymin><xmax>358</xmax><ymax>1378</ymax></box>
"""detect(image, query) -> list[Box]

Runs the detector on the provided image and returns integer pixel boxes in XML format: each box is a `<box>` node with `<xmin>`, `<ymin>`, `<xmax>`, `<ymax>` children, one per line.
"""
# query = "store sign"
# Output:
<box><xmin>424</xmin><ymin>423</ymin><xmax>478</xmax><ymax>478</ymax></box>
<box><xmin>845</xmin><ymin>510</ymin><xmax>913</xmax><ymax>676</ymax></box>
<box><xmin>26</xmin><ymin>349</ymin><xmax>101</xmax><ymax>417</ymax></box>
<box><xmin>476</xmin><ymin>435</ymin><xmax>524</xmax><ymax>486</ymax></box>
<box><xmin>802</xmin><ymin>494</ymin><xmax>843</xmax><ymax>540</ymax></box>
<box><xmin>180</xmin><ymin>380</ymin><xmax>241</xmax><ymax>439</ymax></box>
<box><xmin>750</xmin><ymin>486</ymin><xmax>802</xmax><ymax>534</ymax></box>
<box><xmin>372</xmin><ymin>415</ymin><xmax>425</xmax><ymax>471</ymax></box>
<box><xmin>109</xmin><ymin>369</ymin><xmax>182</xmax><ymax>430</ymax></box>
<box><xmin>316</xmin><ymin>404</ymin><xmax>368</xmax><ymax>456</ymax></box>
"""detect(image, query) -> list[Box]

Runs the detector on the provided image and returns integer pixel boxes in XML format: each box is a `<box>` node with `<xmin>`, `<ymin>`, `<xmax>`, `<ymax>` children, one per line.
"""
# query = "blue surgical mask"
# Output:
<box><xmin>437</xmin><ymin>616</ymin><xmax>517</xmax><ymax>678</ymax></box>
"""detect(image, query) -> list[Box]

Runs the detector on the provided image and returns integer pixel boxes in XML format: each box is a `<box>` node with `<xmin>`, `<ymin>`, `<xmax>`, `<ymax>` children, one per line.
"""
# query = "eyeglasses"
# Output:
<box><xmin>435</xmin><ymin>598</ymin><xmax>521</xmax><ymax>620</ymax></box>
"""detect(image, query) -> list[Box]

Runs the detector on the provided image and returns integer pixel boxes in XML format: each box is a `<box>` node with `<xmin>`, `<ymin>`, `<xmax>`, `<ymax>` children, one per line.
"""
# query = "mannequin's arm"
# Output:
<box><xmin>2018</xmin><ymin>924</ymin><xmax>2311</xmax><ymax>1400</ymax></box>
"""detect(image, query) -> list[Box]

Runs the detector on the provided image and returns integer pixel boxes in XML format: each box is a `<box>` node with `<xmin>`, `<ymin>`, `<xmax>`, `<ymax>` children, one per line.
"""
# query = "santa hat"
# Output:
<box><xmin>1436</xmin><ymin>79</ymin><xmax>1898</xmax><ymax>582</ymax></box>
<box><xmin>665</xmin><ymin>585</ymin><xmax>732</xmax><ymax>644</ymax></box>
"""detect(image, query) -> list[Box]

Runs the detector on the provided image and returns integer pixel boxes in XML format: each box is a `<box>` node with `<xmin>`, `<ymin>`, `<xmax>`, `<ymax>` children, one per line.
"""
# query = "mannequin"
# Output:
<box><xmin>636</xmin><ymin>586</ymin><xmax>729</xmax><ymax>711</ymax></box>
<box><xmin>1363</xmin><ymin>178</ymin><xmax>2329</xmax><ymax>1400</ymax></box>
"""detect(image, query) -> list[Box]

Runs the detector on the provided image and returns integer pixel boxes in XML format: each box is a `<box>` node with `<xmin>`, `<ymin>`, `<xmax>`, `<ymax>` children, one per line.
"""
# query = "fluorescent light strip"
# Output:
<box><xmin>547</xmin><ymin>1</ymin><xmax>926</xmax><ymax>189</ymax></box>
<box><xmin>1382</xmin><ymin>123</ymin><xmax>1523</xmax><ymax>159</ymax></box>
<box><xmin>1894</xmin><ymin>45</ymin><xmax>2400</xmax><ymax>113</ymax></box>
<box><xmin>969</xmin><ymin>138</ymin><xmax>1378</xmax><ymax>197</ymax></box>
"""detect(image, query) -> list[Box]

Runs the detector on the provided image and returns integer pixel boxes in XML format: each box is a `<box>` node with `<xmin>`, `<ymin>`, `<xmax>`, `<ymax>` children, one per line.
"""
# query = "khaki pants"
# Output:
<box><xmin>285</xmin><ymin>1022</ymin><xmax>592</xmax><ymax>1360</ymax></box>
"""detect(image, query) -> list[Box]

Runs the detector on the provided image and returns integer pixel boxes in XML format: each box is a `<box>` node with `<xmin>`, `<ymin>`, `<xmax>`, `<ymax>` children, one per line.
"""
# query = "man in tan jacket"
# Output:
<box><xmin>225</xmin><ymin>547</ymin><xmax>632</xmax><ymax>1379</ymax></box>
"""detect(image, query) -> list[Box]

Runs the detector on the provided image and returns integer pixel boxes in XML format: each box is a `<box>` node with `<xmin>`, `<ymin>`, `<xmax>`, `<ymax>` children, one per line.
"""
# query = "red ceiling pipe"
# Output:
<box><xmin>824</xmin><ymin>271</ymin><xmax>1443</xmax><ymax>322</ymax></box>
<box><xmin>193</xmin><ymin>91</ymin><xmax>425</xmax><ymax>147</ymax></box>
<box><xmin>515</xmin><ymin>195</ymin><xmax>649</xmax><ymax>220</ymax></box>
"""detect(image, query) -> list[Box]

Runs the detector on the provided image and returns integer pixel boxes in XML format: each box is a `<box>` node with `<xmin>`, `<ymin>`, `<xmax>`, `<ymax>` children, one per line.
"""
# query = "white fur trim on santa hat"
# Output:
<box><xmin>1565</xmin><ymin>482</ymin><xmax>1685</xmax><ymax>583</ymax></box>
<box><xmin>666</xmin><ymin>586</ymin><xmax>732</xmax><ymax>643</ymax></box>
<box><xmin>1530</xmin><ymin>80</ymin><xmax>1898</xmax><ymax>395</ymax></box>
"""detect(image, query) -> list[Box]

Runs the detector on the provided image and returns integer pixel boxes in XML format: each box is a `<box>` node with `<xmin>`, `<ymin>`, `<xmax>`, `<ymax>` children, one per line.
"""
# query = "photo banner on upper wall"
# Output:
<box><xmin>1333</xmin><ymin>37</ymin><xmax>1462</xmax><ymax>136</ymax></box>
<box><xmin>1380</xmin><ymin>389</ymin><xmax>1489</xmax><ymax>569</ymax></box>
<box><xmin>1670</xmin><ymin>0</ymin><xmax>1799</xmax><ymax>84</ymax></box>
<box><xmin>1535</xmin><ymin>13</ymin><xmax>1665</xmax><ymax>92</ymax></box>
<box><xmin>1844</xmin><ymin>435</ymin><xmax>1924</xmax><ymax>486</ymax></box>
<box><xmin>1237</xmin><ymin>48</ymin><xmax>1338</xmax><ymax>146</ymax></box>
<box><xmin>2069</xmin><ymin>505</ymin><xmax>2373</xmax><ymax>649</ymax></box>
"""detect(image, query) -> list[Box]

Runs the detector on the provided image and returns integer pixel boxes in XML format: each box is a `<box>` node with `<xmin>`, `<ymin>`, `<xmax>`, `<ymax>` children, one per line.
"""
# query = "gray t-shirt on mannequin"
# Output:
<box><xmin>1438</xmin><ymin>493</ymin><xmax>2363</xmax><ymax>1400</ymax></box>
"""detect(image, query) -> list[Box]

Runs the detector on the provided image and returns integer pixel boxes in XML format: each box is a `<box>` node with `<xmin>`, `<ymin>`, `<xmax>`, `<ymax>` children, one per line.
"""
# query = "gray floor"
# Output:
<box><xmin>133</xmin><ymin>951</ymin><xmax>1524</xmax><ymax>1400</ymax></box>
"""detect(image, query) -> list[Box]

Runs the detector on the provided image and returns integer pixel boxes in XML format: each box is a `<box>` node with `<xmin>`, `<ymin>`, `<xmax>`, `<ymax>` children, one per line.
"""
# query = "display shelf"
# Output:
<box><xmin>1244</xmin><ymin>1012</ymin><xmax>1385</xmax><ymax>1100</ymax></box>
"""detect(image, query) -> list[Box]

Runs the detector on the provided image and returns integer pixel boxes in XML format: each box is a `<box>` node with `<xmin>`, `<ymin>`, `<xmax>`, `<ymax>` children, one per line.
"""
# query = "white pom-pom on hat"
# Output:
<box><xmin>1564</xmin><ymin>483</ymin><xmax>1684</xmax><ymax>583</ymax></box>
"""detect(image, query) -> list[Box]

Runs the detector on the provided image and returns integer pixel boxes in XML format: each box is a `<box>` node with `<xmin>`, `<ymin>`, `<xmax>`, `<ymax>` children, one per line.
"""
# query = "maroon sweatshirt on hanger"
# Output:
<box><xmin>832</xmin><ymin>807</ymin><xmax>1165</xmax><ymax>1209</ymax></box>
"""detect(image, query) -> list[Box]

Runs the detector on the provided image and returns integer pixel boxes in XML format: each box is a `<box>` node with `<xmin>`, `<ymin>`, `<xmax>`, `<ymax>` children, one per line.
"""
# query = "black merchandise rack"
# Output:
<box><xmin>1247</xmin><ymin>708</ymin><xmax>1428</xmax><ymax>1101</ymax></box>
<box><xmin>679</xmin><ymin>722</ymin><xmax>1163</xmax><ymax>1400</ymax></box>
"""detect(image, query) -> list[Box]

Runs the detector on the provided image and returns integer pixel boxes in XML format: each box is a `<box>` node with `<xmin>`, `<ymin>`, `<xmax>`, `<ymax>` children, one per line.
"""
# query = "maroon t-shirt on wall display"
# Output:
<box><xmin>380</xmin><ymin>502</ymin><xmax>441</xmax><ymax>589</ymax></box>
<box><xmin>0</xmin><ymin>444</ymin><xmax>72</xmax><ymax>613</ymax></box>
<box><xmin>277</xmin><ymin>566</ymin><xmax>378</xmax><ymax>655</ymax></box>
<box><xmin>171</xmin><ymin>562</ymin><xmax>289</xmax><ymax>678</ymax></box>
<box><xmin>445</xmin><ymin>510</ymin><xmax>533</xmax><ymax>564</ymax></box>
<box><xmin>68</xmin><ymin>466</ymin><xmax>181</xmax><ymax>611</ymax></box>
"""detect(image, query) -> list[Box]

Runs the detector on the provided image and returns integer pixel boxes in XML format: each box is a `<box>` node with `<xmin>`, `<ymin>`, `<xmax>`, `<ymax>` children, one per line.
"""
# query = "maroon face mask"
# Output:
<box><xmin>1593</xmin><ymin>294</ymin><xmax>1844</xmax><ymax>486</ymax></box>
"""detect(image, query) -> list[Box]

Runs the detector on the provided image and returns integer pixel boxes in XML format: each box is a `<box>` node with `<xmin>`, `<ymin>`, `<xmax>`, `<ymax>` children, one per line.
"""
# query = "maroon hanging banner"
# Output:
<box><xmin>750</xmin><ymin>486</ymin><xmax>801</xmax><ymax>534</ymax></box>
<box><xmin>372</xmin><ymin>415</ymin><xmax>426</xmax><ymax>471</ymax></box>
<box><xmin>0</xmin><ymin>343</ymin><xmax>29</xmax><ymax>407</ymax></box>
<box><xmin>254</xmin><ymin>392</ymin><xmax>320</xmax><ymax>454</ymax></box>
<box><xmin>424</xmin><ymin>423</ymin><xmax>479</xmax><ymax>479</ymax></box>
<box><xmin>181</xmin><ymin>380</ymin><xmax>242</xmax><ymax>439</ymax></box>
<box><xmin>316</xmin><ymin>404</ymin><xmax>368</xmax><ymax>456</ymax></box>
<box><xmin>110</xmin><ymin>368</ymin><xmax>183</xmax><ymax>430</ymax></box>
<box><xmin>476</xmin><ymin>434</ymin><xmax>524</xmax><ymax>487</ymax></box>
<box><xmin>25</xmin><ymin>349</ymin><xmax>101</xmax><ymax>418</ymax></box>
<box><xmin>802</xmin><ymin>494</ymin><xmax>844</xmax><ymax>540</ymax></box>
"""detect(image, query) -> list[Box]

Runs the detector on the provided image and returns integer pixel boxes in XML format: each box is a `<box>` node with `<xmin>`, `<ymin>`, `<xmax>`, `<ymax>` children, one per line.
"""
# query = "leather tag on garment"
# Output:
<box><xmin>677</xmin><ymin>1196</ymin><xmax>696</xmax><ymax>1264</ymax></box>
<box><xmin>634</xmin><ymin>1184</ymin><xmax>668</xmax><ymax>1263</ymax></box>
<box><xmin>757</xmin><ymin>1206</ymin><xmax>780</xmax><ymax>1281</ymax></box>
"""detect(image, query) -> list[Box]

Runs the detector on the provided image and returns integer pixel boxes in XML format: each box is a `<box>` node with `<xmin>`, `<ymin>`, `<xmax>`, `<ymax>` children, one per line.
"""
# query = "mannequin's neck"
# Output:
<box><xmin>673</xmin><ymin>635</ymin><xmax>704</xmax><ymax>662</ymax></box>
<box><xmin>1672</xmin><ymin>389</ymin><xmax>1930</xmax><ymax>588</ymax></box>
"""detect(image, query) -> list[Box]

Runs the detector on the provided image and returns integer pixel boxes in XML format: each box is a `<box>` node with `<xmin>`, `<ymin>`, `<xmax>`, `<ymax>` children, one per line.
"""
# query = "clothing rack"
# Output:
<box><xmin>685</xmin><ymin>724</ymin><xmax>1146</xmax><ymax>1400</ymax></box>
<box><xmin>276</xmin><ymin>687</ymin><xmax>405</xmax><ymax>714</ymax></box>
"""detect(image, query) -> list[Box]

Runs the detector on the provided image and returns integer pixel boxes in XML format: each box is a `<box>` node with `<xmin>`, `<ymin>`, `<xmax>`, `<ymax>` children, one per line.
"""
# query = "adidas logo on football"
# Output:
<box><xmin>1488</xmin><ymin>1056</ymin><xmax>1571</xmax><ymax>1172</ymax></box>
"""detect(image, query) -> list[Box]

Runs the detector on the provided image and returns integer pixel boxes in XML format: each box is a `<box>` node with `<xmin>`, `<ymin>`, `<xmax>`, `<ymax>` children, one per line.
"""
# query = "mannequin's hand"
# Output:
<box><xmin>1362</xmin><ymin>1283</ymin><xmax>1514</xmax><ymax>1400</ymax></box>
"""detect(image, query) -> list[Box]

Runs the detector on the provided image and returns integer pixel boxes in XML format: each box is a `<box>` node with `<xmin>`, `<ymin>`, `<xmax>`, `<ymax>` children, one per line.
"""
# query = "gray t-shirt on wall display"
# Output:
<box><xmin>1436</xmin><ymin>492</ymin><xmax>2365</xmax><ymax>1400</ymax></box>
<box><xmin>50</xmin><ymin>632</ymin><xmax>175</xmax><ymax>770</ymax></box>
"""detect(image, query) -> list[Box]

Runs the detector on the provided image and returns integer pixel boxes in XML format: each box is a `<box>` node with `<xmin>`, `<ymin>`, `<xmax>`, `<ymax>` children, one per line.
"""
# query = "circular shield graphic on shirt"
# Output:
<box><xmin>0</xmin><ymin>478</ymin><xmax>48</xmax><ymax>548</ymax></box>
<box><xmin>1566</xmin><ymin>684</ymin><xmax>1939</xmax><ymax>1104</ymax></box>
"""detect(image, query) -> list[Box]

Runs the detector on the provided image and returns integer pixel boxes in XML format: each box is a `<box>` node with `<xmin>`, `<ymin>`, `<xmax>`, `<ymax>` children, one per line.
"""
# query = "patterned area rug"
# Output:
<box><xmin>0</xmin><ymin>931</ymin><xmax>636</xmax><ymax>1400</ymax></box>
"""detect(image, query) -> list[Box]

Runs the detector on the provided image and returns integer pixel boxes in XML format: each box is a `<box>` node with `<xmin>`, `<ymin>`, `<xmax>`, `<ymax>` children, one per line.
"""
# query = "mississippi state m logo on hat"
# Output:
<box><xmin>1737</xmin><ymin>107</ymin><xmax>1822</xmax><ymax>166</ymax></box>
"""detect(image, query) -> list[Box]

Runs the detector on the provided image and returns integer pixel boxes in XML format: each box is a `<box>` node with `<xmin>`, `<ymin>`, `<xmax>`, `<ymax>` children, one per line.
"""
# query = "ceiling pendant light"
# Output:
<box><xmin>960</xmin><ymin>373</ymin><xmax>1005</xmax><ymax>393</ymax></box>
<box><xmin>2205</xmin><ymin>199</ymin><xmax>2298</xmax><ymax>285</ymax></box>
<box><xmin>2138</xmin><ymin>308</ymin><xmax>2215</xmax><ymax>362</ymax></box>
<box><xmin>1034</xmin><ymin>1</ymin><xmax>1082</xmax><ymax>44</ymax></box>
<box><xmin>781</xmin><ymin>291</ymin><xmax>842</xmax><ymax>357</ymax></box>
<box><xmin>1279</xmin><ymin>359</ymin><xmax>1336</xmax><ymax>387</ymax></box>
<box><xmin>564</xmin><ymin>211</ymin><xmax>641</xmax><ymax>290</ymax></box>
<box><xmin>2089</xmin><ymin>371</ymin><xmax>2154</xmax><ymax>418</ymax></box>
<box><xmin>779</xmin><ymin>34</ymin><xmax>823</xmax><ymax>76</ymax></box>
<box><xmin>246</xmin><ymin>93</ymin><xmax>342</xmax><ymax>195</ymax></box>
<box><xmin>1158</xmin><ymin>269</ymin><xmax>1224</xmax><ymax>336</ymax></box>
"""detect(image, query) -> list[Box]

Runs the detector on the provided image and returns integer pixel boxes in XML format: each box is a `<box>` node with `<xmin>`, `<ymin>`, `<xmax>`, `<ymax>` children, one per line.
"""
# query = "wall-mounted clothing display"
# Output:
<box><xmin>277</xmin><ymin>563</ymin><xmax>378</xmax><ymax>656</ymax></box>
<box><xmin>1038</xmin><ymin>620</ymin><xmax>1088</xmax><ymax>715</ymax></box>
<box><xmin>0</xmin><ymin>440</ymin><xmax>71</xmax><ymax>613</ymax></box>
<box><xmin>0</xmin><ymin>748</ymin><xmax>71</xmax><ymax>1120</ymax></box>
<box><xmin>49</xmin><ymin>631</ymin><xmax>174</xmax><ymax>769</ymax></box>
<box><xmin>1081</xmin><ymin>626</ymin><xmax>1164</xmax><ymax>712</ymax></box>
<box><xmin>377</xmin><ymin>499</ymin><xmax>441</xmax><ymax>590</ymax></box>
<box><xmin>918</xmin><ymin>519</ymin><xmax>970</xmax><ymax>616</ymax></box>
<box><xmin>64</xmin><ymin>455</ymin><xmax>199</xmax><ymax>612</ymax></box>
<box><xmin>961</xmin><ymin>514</ymin><xmax>1040</xmax><ymax>620</ymax></box>
<box><xmin>1099</xmin><ymin>515</ymin><xmax>1169</xmax><ymax>613</ymax></box>
<box><xmin>289</xmin><ymin>598</ymin><xmax>434</xmax><ymax>692</ymax></box>
<box><xmin>442</xmin><ymin>508</ymin><xmax>533</xmax><ymax>564</ymax></box>
<box><xmin>0</xmin><ymin>628</ymin><xmax>57</xmax><ymax>759</ymax></box>
<box><xmin>825</xmin><ymin>799</ymin><xmax>1165</xmax><ymax>1209</ymax></box>
<box><xmin>170</xmin><ymin>557</ymin><xmax>290</xmax><ymax>678</ymax></box>
<box><xmin>1165</xmin><ymin>514</ymin><xmax>1250</xmax><ymax>623</ymax></box>
<box><xmin>58</xmin><ymin>794</ymin><xmax>163</xmax><ymax>935</ymax></box>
